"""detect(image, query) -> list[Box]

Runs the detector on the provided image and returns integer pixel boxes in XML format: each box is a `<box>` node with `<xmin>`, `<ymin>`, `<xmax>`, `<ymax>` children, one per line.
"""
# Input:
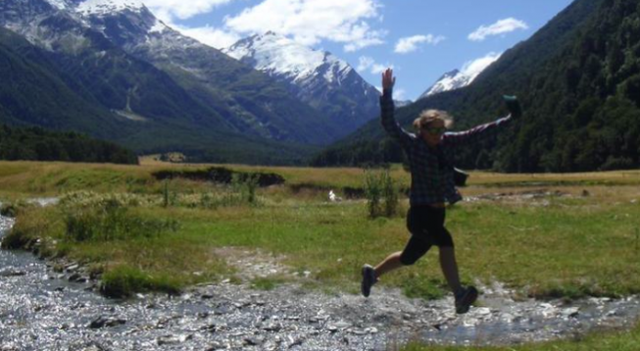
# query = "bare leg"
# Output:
<box><xmin>439</xmin><ymin>246</ymin><xmax>462</xmax><ymax>292</ymax></box>
<box><xmin>374</xmin><ymin>251</ymin><xmax>404</xmax><ymax>279</ymax></box>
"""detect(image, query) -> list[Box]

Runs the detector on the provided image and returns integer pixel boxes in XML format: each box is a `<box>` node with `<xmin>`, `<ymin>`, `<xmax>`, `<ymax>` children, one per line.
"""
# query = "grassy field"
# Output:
<box><xmin>1</xmin><ymin>160</ymin><xmax>639</xmax><ymax>348</ymax></box>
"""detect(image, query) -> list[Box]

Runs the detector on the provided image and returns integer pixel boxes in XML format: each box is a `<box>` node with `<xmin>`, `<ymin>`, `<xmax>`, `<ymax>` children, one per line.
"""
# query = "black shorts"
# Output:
<box><xmin>399</xmin><ymin>206</ymin><xmax>454</xmax><ymax>265</ymax></box>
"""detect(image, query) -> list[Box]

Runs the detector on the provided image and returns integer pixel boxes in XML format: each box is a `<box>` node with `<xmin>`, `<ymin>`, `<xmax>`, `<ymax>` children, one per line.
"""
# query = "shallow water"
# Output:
<box><xmin>0</xmin><ymin>212</ymin><xmax>639</xmax><ymax>350</ymax></box>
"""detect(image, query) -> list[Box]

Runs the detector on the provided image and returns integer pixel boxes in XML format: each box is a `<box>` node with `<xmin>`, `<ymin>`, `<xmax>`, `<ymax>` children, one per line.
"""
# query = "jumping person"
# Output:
<box><xmin>361</xmin><ymin>68</ymin><xmax>522</xmax><ymax>314</ymax></box>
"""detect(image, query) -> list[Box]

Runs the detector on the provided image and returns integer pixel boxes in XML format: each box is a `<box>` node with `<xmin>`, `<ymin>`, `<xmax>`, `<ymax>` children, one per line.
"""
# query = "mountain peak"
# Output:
<box><xmin>225</xmin><ymin>33</ymin><xmax>351</xmax><ymax>83</ymax></box>
<box><xmin>419</xmin><ymin>69</ymin><xmax>472</xmax><ymax>99</ymax></box>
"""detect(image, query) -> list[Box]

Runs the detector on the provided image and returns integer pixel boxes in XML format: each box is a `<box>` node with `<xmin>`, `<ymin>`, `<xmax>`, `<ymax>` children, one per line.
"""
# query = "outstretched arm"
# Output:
<box><xmin>380</xmin><ymin>69</ymin><xmax>414</xmax><ymax>147</ymax></box>
<box><xmin>444</xmin><ymin>95</ymin><xmax>522</xmax><ymax>146</ymax></box>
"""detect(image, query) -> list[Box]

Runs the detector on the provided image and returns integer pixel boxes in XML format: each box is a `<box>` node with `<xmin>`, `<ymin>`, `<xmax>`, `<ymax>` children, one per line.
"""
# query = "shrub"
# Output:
<box><xmin>364</xmin><ymin>169</ymin><xmax>399</xmax><ymax>218</ymax></box>
<box><xmin>364</xmin><ymin>169</ymin><xmax>383</xmax><ymax>218</ymax></box>
<box><xmin>382</xmin><ymin>170</ymin><xmax>399</xmax><ymax>217</ymax></box>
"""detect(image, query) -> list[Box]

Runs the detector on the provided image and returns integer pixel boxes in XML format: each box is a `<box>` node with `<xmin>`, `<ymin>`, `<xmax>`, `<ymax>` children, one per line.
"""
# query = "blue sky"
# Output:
<box><xmin>144</xmin><ymin>0</ymin><xmax>574</xmax><ymax>101</ymax></box>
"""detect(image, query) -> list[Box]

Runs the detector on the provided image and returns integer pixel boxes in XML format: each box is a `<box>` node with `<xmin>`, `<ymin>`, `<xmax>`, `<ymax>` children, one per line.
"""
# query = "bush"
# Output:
<box><xmin>364</xmin><ymin>169</ymin><xmax>399</xmax><ymax>218</ymax></box>
<box><xmin>364</xmin><ymin>170</ymin><xmax>383</xmax><ymax>218</ymax></box>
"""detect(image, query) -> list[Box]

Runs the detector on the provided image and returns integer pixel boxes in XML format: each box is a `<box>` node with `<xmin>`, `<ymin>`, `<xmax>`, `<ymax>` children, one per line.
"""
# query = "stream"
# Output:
<box><xmin>1</xmin><ymin>206</ymin><xmax>639</xmax><ymax>350</ymax></box>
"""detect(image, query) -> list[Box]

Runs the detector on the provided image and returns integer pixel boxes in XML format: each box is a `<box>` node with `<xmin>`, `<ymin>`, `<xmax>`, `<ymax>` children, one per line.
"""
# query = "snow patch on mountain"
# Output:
<box><xmin>420</xmin><ymin>69</ymin><xmax>472</xmax><ymax>98</ymax></box>
<box><xmin>224</xmin><ymin>32</ymin><xmax>352</xmax><ymax>85</ymax></box>
<box><xmin>148</xmin><ymin>18</ymin><xmax>167</xmax><ymax>33</ymax></box>
<box><xmin>420</xmin><ymin>52</ymin><xmax>502</xmax><ymax>99</ymax></box>
<box><xmin>76</xmin><ymin>0</ymin><xmax>144</xmax><ymax>15</ymax></box>
<box><xmin>46</xmin><ymin>0</ymin><xmax>73</xmax><ymax>10</ymax></box>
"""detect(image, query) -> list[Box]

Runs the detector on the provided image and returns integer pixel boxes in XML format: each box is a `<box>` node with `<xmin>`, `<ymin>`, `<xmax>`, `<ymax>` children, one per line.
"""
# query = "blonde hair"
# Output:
<box><xmin>412</xmin><ymin>109</ymin><xmax>454</xmax><ymax>131</ymax></box>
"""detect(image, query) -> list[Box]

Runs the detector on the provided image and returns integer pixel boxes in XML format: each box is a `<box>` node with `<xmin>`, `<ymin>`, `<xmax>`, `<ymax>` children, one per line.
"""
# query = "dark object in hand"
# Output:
<box><xmin>453</xmin><ymin>168</ymin><xmax>469</xmax><ymax>187</ymax></box>
<box><xmin>503</xmin><ymin>95</ymin><xmax>522</xmax><ymax>118</ymax></box>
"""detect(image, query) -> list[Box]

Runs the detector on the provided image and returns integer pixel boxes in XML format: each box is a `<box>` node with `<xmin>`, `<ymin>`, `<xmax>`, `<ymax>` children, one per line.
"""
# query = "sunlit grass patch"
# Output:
<box><xmin>401</xmin><ymin>323</ymin><xmax>640</xmax><ymax>351</ymax></box>
<box><xmin>250</xmin><ymin>276</ymin><xmax>289</xmax><ymax>291</ymax></box>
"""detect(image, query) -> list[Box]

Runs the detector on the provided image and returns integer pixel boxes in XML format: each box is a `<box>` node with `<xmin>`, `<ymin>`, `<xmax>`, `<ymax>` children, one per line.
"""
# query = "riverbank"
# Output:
<box><xmin>2</xmin><ymin>213</ymin><xmax>640</xmax><ymax>350</ymax></box>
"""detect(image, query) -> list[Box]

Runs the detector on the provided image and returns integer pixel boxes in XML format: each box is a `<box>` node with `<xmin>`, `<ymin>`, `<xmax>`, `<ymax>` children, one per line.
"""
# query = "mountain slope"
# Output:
<box><xmin>313</xmin><ymin>0</ymin><xmax>640</xmax><ymax>172</ymax></box>
<box><xmin>0</xmin><ymin>0</ymin><xmax>339</xmax><ymax>163</ymax></box>
<box><xmin>78</xmin><ymin>4</ymin><xmax>340</xmax><ymax>145</ymax></box>
<box><xmin>224</xmin><ymin>32</ymin><xmax>381</xmax><ymax>138</ymax></box>
<box><xmin>0</xmin><ymin>27</ymin><xmax>128</xmax><ymax>138</ymax></box>
<box><xmin>0</xmin><ymin>23</ymin><xmax>314</xmax><ymax>164</ymax></box>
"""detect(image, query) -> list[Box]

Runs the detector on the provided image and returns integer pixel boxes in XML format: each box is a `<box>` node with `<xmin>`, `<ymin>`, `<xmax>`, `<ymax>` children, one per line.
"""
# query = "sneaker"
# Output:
<box><xmin>361</xmin><ymin>264</ymin><xmax>378</xmax><ymax>297</ymax></box>
<box><xmin>454</xmin><ymin>286</ymin><xmax>478</xmax><ymax>314</ymax></box>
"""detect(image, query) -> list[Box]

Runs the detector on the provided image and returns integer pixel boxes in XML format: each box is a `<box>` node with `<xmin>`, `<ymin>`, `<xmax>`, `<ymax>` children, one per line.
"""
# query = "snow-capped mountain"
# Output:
<box><xmin>224</xmin><ymin>32</ymin><xmax>381</xmax><ymax>136</ymax></box>
<box><xmin>224</xmin><ymin>31</ymin><xmax>351</xmax><ymax>85</ymax></box>
<box><xmin>0</xmin><ymin>0</ymin><xmax>341</xmax><ymax>146</ymax></box>
<box><xmin>418</xmin><ymin>69</ymin><xmax>474</xmax><ymax>99</ymax></box>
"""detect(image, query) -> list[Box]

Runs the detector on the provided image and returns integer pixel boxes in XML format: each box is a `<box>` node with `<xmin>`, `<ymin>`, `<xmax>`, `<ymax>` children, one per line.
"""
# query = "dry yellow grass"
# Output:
<box><xmin>1</xmin><ymin>159</ymin><xmax>639</xmax><ymax>199</ymax></box>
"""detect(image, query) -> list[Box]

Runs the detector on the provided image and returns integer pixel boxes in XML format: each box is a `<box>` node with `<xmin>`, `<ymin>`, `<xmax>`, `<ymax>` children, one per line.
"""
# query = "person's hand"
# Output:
<box><xmin>382</xmin><ymin>68</ymin><xmax>396</xmax><ymax>93</ymax></box>
<box><xmin>503</xmin><ymin>95</ymin><xmax>522</xmax><ymax>118</ymax></box>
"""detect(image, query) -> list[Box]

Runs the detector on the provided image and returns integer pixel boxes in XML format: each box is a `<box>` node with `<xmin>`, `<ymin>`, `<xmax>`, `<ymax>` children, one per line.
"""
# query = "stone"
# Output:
<box><xmin>243</xmin><ymin>337</ymin><xmax>263</xmax><ymax>346</ymax></box>
<box><xmin>562</xmin><ymin>307</ymin><xmax>580</xmax><ymax>318</ymax></box>
<box><xmin>65</xmin><ymin>264</ymin><xmax>79</xmax><ymax>272</ymax></box>
<box><xmin>157</xmin><ymin>334</ymin><xmax>192</xmax><ymax>345</ymax></box>
<box><xmin>89</xmin><ymin>316</ymin><xmax>126</xmax><ymax>329</ymax></box>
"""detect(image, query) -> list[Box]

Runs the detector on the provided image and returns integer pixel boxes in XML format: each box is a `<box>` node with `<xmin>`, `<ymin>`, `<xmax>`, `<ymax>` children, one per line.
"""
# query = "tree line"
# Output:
<box><xmin>0</xmin><ymin>124</ymin><xmax>138</xmax><ymax>164</ymax></box>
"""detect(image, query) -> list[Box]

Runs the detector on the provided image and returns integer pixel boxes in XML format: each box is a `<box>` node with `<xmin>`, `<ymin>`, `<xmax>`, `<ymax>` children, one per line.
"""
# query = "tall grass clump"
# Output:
<box><xmin>364</xmin><ymin>169</ymin><xmax>399</xmax><ymax>218</ymax></box>
<box><xmin>221</xmin><ymin>174</ymin><xmax>261</xmax><ymax>207</ymax></box>
<box><xmin>100</xmin><ymin>265</ymin><xmax>181</xmax><ymax>298</ymax></box>
<box><xmin>64</xmin><ymin>199</ymin><xmax>179</xmax><ymax>242</ymax></box>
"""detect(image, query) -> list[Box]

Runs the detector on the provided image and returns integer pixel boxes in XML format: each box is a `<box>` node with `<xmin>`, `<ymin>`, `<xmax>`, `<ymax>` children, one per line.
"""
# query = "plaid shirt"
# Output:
<box><xmin>380</xmin><ymin>90</ymin><xmax>512</xmax><ymax>206</ymax></box>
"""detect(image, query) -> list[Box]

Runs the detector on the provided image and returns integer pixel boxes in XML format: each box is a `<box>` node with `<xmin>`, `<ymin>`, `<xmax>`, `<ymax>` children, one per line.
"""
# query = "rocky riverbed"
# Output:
<box><xmin>1</xmin><ymin>211</ymin><xmax>639</xmax><ymax>351</ymax></box>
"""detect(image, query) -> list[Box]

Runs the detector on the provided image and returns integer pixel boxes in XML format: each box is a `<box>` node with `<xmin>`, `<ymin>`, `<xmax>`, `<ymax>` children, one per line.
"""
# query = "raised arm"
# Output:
<box><xmin>443</xmin><ymin>95</ymin><xmax>522</xmax><ymax>146</ymax></box>
<box><xmin>380</xmin><ymin>69</ymin><xmax>414</xmax><ymax>148</ymax></box>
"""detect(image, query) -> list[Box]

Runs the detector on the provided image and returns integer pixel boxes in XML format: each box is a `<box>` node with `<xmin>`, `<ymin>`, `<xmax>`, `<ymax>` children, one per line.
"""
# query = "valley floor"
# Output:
<box><xmin>0</xmin><ymin>161</ymin><xmax>639</xmax><ymax>350</ymax></box>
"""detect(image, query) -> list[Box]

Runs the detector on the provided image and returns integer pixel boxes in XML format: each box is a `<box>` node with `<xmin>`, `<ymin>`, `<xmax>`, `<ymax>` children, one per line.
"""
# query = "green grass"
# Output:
<box><xmin>10</xmin><ymin>191</ymin><xmax>638</xmax><ymax>300</ymax></box>
<box><xmin>101</xmin><ymin>265</ymin><xmax>182</xmax><ymax>298</ymax></box>
<box><xmin>250</xmin><ymin>276</ymin><xmax>289</xmax><ymax>291</ymax></box>
<box><xmin>402</xmin><ymin>323</ymin><xmax>640</xmax><ymax>351</ymax></box>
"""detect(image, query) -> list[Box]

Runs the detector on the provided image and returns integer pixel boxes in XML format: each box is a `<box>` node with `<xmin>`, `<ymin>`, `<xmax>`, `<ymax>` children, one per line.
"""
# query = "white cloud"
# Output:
<box><xmin>357</xmin><ymin>56</ymin><xmax>392</xmax><ymax>75</ymax></box>
<box><xmin>146</xmin><ymin>0</ymin><xmax>236</xmax><ymax>21</ymax></box>
<box><xmin>224</xmin><ymin>0</ymin><xmax>386</xmax><ymax>51</ymax></box>
<box><xmin>468</xmin><ymin>18</ymin><xmax>528</xmax><ymax>41</ymax></box>
<box><xmin>461</xmin><ymin>52</ymin><xmax>502</xmax><ymax>79</ymax></box>
<box><xmin>394</xmin><ymin>34</ymin><xmax>445</xmax><ymax>54</ymax></box>
<box><xmin>142</xmin><ymin>0</ymin><xmax>241</xmax><ymax>49</ymax></box>
<box><xmin>357</xmin><ymin>56</ymin><xmax>375</xmax><ymax>72</ymax></box>
<box><xmin>173</xmin><ymin>24</ymin><xmax>241</xmax><ymax>49</ymax></box>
